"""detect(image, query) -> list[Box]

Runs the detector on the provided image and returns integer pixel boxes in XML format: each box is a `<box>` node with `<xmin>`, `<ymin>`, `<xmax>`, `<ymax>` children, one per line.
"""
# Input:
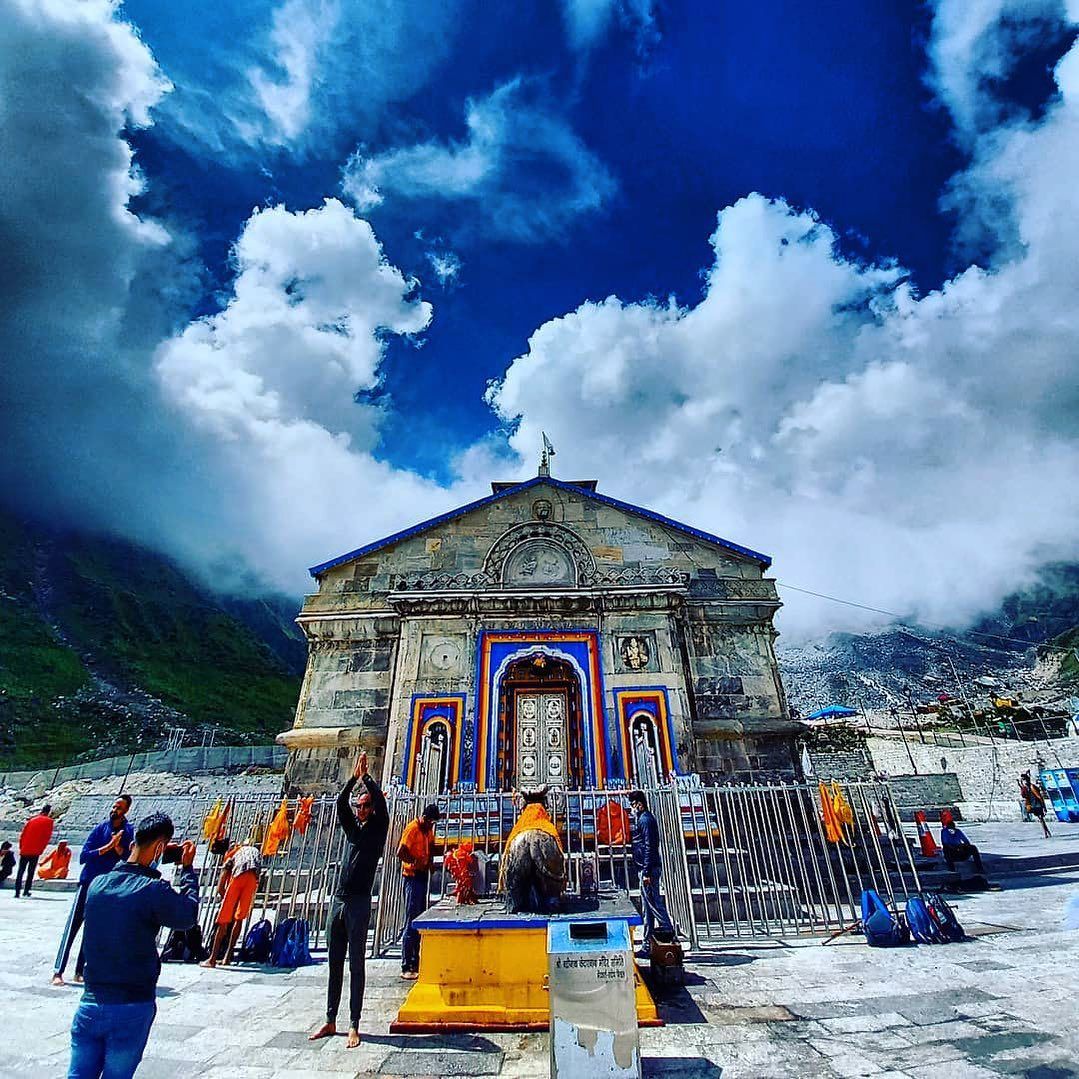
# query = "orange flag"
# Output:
<box><xmin>261</xmin><ymin>798</ymin><xmax>291</xmax><ymax>856</ymax></box>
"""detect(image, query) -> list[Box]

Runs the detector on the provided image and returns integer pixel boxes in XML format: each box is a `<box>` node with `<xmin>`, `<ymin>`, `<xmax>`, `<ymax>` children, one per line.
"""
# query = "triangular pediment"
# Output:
<box><xmin>309</xmin><ymin>476</ymin><xmax>769</xmax><ymax>579</ymax></box>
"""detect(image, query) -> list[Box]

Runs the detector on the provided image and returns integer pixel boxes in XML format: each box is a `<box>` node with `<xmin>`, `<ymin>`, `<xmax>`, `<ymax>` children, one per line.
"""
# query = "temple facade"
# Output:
<box><xmin>279</xmin><ymin>470</ymin><xmax>796</xmax><ymax>793</ymax></box>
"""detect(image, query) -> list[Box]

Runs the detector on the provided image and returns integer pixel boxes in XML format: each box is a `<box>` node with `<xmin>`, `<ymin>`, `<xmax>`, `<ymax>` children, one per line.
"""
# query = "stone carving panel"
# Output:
<box><xmin>504</xmin><ymin>541</ymin><xmax>575</xmax><ymax>587</ymax></box>
<box><xmin>615</xmin><ymin>631</ymin><xmax>658</xmax><ymax>673</ymax></box>
<box><xmin>420</xmin><ymin>634</ymin><xmax>466</xmax><ymax>676</ymax></box>
<box><xmin>484</xmin><ymin>522</ymin><xmax>595</xmax><ymax>586</ymax></box>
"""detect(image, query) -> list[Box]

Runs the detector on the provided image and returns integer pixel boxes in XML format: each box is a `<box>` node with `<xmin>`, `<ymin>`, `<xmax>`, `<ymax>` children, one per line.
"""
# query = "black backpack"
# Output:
<box><xmin>160</xmin><ymin>925</ymin><xmax>209</xmax><ymax>964</ymax></box>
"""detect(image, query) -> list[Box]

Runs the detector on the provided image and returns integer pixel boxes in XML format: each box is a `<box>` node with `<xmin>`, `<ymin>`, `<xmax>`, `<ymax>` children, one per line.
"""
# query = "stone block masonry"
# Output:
<box><xmin>866</xmin><ymin>734</ymin><xmax>1079</xmax><ymax>820</ymax></box>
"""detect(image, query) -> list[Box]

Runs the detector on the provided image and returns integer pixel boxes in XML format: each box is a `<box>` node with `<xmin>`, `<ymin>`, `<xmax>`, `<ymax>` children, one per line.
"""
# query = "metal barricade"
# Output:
<box><xmin>185</xmin><ymin>777</ymin><xmax>921</xmax><ymax>958</ymax></box>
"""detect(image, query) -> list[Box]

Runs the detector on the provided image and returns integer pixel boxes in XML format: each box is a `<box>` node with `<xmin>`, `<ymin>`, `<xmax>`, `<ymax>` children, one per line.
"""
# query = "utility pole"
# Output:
<box><xmin>891</xmin><ymin>705</ymin><xmax>919</xmax><ymax>775</ymax></box>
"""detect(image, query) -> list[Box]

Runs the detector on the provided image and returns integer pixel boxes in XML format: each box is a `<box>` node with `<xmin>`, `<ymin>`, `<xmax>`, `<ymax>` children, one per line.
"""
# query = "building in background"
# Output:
<box><xmin>280</xmin><ymin>464</ymin><xmax>793</xmax><ymax>793</ymax></box>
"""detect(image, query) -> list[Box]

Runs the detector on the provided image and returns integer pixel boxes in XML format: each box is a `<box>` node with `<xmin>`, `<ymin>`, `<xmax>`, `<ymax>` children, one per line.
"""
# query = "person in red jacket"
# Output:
<box><xmin>15</xmin><ymin>804</ymin><xmax>54</xmax><ymax>898</ymax></box>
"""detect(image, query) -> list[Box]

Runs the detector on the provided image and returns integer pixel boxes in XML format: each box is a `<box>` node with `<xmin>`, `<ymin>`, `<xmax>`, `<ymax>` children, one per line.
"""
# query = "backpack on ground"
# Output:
<box><xmin>160</xmin><ymin>924</ymin><xmax>208</xmax><ymax>964</ymax></box>
<box><xmin>270</xmin><ymin>917</ymin><xmax>297</xmax><ymax>966</ymax></box>
<box><xmin>860</xmin><ymin>889</ymin><xmax>910</xmax><ymax>947</ymax></box>
<box><xmin>926</xmin><ymin>893</ymin><xmax>965</xmax><ymax>942</ymax></box>
<box><xmin>273</xmin><ymin>917</ymin><xmax>314</xmax><ymax>968</ymax></box>
<box><xmin>237</xmin><ymin>918</ymin><xmax>274</xmax><ymax>963</ymax></box>
<box><xmin>905</xmin><ymin>894</ymin><xmax>945</xmax><ymax>943</ymax></box>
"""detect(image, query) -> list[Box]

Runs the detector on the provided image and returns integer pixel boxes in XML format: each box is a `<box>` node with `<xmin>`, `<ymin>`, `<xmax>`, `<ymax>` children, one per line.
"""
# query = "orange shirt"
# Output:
<box><xmin>399</xmin><ymin>820</ymin><xmax>434</xmax><ymax>877</ymax></box>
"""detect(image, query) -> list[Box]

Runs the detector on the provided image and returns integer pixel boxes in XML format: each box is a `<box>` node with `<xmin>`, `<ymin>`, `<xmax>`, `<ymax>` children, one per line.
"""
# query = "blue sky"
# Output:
<box><xmin>2</xmin><ymin>0</ymin><xmax>1078</xmax><ymax>635</ymax></box>
<box><xmin>124</xmin><ymin>0</ymin><xmax>970</xmax><ymax>480</ymax></box>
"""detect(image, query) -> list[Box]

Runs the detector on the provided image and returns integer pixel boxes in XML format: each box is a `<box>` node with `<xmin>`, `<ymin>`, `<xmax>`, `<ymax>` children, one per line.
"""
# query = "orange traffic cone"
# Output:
<box><xmin>914</xmin><ymin>810</ymin><xmax>938</xmax><ymax>856</ymax></box>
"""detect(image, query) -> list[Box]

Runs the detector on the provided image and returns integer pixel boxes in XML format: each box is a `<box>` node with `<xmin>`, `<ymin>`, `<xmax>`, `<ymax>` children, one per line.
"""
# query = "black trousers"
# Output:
<box><xmin>14</xmin><ymin>855</ymin><xmax>39</xmax><ymax>896</ymax></box>
<box><xmin>55</xmin><ymin>882</ymin><xmax>90</xmax><ymax>976</ymax></box>
<box><xmin>944</xmin><ymin>842</ymin><xmax>984</xmax><ymax>874</ymax></box>
<box><xmin>326</xmin><ymin>894</ymin><xmax>372</xmax><ymax>1028</ymax></box>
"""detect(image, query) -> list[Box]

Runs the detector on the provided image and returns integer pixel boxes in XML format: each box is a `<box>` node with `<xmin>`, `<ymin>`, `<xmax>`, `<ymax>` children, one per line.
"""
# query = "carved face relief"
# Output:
<box><xmin>504</xmin><ymin>541</ymin><xmax>574</xmax><ymax>587</ymax></box>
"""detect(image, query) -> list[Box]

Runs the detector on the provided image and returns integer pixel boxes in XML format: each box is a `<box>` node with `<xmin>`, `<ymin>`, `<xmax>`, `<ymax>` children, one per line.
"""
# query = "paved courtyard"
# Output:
<box><xmin>0</xmin><ymin>821</ymin><xmax>1076</xmax><ymax>1078</ymax></box>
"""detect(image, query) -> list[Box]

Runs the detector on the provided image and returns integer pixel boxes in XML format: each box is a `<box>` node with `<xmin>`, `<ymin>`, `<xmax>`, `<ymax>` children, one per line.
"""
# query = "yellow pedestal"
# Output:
<box><xmin>391</xmin><ymin>910</ymin><xmax>660</xmax><ymax>1032</ymax></box>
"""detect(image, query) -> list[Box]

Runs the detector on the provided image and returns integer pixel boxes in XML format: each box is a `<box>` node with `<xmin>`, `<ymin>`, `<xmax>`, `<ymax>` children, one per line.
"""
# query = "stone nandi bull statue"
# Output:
<box><xmin>500</xmin><ymin>786</ymin><xmax>566</xmax><ymax>914</ymax></box>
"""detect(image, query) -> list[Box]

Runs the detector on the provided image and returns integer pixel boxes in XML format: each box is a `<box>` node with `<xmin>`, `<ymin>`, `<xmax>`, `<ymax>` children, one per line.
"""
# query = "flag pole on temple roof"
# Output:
<box><xmin>539</xmin><ymin>432</ymin><xmax>555</xmax><ymax>477</ymax></box>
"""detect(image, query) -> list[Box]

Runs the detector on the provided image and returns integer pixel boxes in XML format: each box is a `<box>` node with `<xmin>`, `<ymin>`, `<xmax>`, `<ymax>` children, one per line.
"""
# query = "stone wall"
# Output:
<box><xmin>289</xmin><ymin>478</ymin><xmax>793</xmax><ymax>789</ymax></box>
<box><xmin>866</xmin><ymin>735</ymin><xmax>1079</xmax><ymax>821</ymax></box>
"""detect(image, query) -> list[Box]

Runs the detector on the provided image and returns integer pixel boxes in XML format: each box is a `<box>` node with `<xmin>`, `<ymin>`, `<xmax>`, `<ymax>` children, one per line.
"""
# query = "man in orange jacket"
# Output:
<box><xmin>15</xmin><ymin>804</ymin><xmax>54</xmax><ymax>898</ymax></box>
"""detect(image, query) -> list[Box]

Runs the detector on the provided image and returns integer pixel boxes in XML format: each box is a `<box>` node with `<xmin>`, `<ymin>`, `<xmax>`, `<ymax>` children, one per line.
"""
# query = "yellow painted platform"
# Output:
<box><xmin>390</xmin><ymin>900</ymin><xmax>660</xmax><ymax>1032</ymax></box>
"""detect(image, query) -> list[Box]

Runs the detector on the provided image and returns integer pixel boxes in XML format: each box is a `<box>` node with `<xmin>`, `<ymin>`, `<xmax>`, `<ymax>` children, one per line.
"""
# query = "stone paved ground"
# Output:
<box><xmin>0</xmin><ymin>821</ymin><xmax>1076</xmax><ymax>1078</ymax></box>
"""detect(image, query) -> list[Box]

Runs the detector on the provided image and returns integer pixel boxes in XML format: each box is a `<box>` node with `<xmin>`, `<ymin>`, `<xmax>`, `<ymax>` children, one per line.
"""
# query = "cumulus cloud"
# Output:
<box><xmin>488</xmin><ymin>1</ymin><xmax>1079</xmax><ymax>638</ymax></box>
<box><xmin>0</xmin><ymin>0</ymin><xmax>200</xmax><ymax>539</ymax></box>
<box><xmin>154</xmin><ymin>199</ymin><xmax>486</xmax><ymax>590</ymax></box>
<box><xmin>0</xmin><ymin>0</ymin><xmax>475</xmax><ymax>595</ymax></box>
<box><xmin>342</xmin><ymin>79</ymin><xmax>616</xmax><ymax>241</ymax></box>
<box><xmin>425</xmin><ymin>250</ymin><xmax>462</xmax><ymax>285</ymax></box>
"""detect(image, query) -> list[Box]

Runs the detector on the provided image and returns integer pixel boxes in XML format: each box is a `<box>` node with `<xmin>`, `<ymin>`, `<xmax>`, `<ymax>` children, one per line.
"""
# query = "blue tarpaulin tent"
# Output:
<box><xmin>803</xmin><ymin>705</ymin><xmax>860</xmax><ymax>721</ymax></box>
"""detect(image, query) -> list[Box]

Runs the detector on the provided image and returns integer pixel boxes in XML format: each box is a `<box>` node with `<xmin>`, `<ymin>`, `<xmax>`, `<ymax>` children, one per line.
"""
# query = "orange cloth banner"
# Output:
<box><xmin>293</xmin><ymin>795</ymin><xmax>314</xmax><ymax>835</ymax></box>
<box><xmin>261</xmin><ymin>798</ymin><xmax>291</xmax><ymax>856</ymax></box>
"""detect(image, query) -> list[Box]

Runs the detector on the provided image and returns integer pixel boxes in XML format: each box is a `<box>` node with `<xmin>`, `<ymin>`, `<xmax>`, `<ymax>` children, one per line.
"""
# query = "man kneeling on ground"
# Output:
<box><xmin>940</xmin><ymin>814</ymin><xmax>985</xmax><ymax>876</ymax></box>
<box><xmin>67</xmin><ymin>812</ymin><xmax>199</xmax><ymax>1079</ymax></box>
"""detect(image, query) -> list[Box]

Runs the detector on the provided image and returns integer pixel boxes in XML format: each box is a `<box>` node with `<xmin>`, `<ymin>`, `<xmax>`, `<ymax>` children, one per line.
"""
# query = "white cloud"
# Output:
<box><xmin>426</xmin><ymin>250</ymin><xmax>462</xmax><ymax>285</ymax></box>
<box><xmin>153</xmin><ymin>0</ymin><xmax>463</xmax><ymax>158</ymax></box>
<box><xmin>154</xmin><ymin>199</ymin><xmax>484</xmax><ymax>591</ymax></box>
<box><xmin>561</xmin><ymin>0</ymin><xmax>659</xmax><ymax>53</ymax></box>
<box><xmin>342</xmin><ymin>79</ymin><xmax>616</xmax><ymax>241</ymax></box>
<box><xmin>487</xmin><ymin>2</ymin><xmax>1079</xmax><ymax>638</ymax></box>
<box><xmin>247</xmin><ymin>0</ymin><xmax>340</xmax><ymax>145</ymax></box>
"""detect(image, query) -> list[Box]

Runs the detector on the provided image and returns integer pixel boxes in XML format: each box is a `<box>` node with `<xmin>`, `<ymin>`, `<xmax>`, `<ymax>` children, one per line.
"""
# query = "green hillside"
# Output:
<box><xmin>0</xmin><ymin>509</ymin><xmax>304</xmax><ymax>769</ymax></box>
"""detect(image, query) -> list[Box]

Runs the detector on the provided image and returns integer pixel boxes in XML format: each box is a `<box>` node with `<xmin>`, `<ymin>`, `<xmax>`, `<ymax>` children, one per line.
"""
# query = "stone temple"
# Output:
<box><xmin>279</xmin><ymin>465</ymin><xmax>795</xmax><ymax>793</ymax></box>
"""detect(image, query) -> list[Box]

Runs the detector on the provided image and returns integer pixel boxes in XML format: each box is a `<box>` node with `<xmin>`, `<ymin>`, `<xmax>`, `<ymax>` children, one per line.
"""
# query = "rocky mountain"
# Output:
<box><xmin>0</xmin><ymin>508</ymin><xmax>305</xmax><ymax>769</ymax></box>
<box><xmin>778</xmin><ymin>563</ymin><xmax>1079</xmax><ymax>719</ymax></box>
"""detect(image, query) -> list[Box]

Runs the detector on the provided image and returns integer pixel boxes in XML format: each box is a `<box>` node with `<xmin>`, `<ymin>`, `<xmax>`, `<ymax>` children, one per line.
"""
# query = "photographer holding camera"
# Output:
<box><xmin>68</xmin><ymin>812</ymin><xmax>199</xmax><ymax>1079</ymax></box>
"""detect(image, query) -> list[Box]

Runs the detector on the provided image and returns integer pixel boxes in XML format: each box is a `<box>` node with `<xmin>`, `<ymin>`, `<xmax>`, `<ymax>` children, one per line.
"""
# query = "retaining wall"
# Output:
<box><xmin>866</xmin><ymin>734</ymin><xmax>1079</xmax><ymax>820</ymax></box>
<box><xmin>0</xmin><ymin>745</ymin><xmax>286</xmax><ymax>790</ymax></box>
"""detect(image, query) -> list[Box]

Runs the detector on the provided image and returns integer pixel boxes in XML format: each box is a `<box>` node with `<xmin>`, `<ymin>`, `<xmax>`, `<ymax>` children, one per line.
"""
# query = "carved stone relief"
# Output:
<box><xmin>420</xmin><ymin>634</ymin><xmax>466</xmax><ymax>676</ymax></box>
<box><xmin>504</xmin><ymin>541</ymin><xmax>575</xmax><ymax>587</ymax></box>
<box><xmin>615</xmin><ymin>631</ymin><xmax>658</xmax><ymax>673</ymax></box>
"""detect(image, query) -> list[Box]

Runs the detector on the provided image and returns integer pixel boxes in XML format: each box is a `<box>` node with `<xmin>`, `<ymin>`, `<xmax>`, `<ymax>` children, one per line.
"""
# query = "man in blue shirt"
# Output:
<box><xmin>940</xmin><ymin>816</ymin><xmax>985</xmax><ymax>876</ymax></box>
<box><xmin>52</xmin><ymin>794</ymin><xmax>134</xmax><ymax>987</ymax></box>
<box><xmin>67</xmin><ymin>811</ymin><xmax>199</xmax><ymax>1079</ymax></box>
<box><xmin>628</xmin><ymin>791</ymin><xmax>676</xmax><ymax>958</ymax></box>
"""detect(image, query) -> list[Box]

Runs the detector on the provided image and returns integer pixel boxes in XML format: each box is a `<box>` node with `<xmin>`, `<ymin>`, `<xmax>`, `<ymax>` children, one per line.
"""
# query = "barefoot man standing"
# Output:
<box><xmin>309</xmin><ymin>750</ymin><xmax>388</xmax><ymax>1049</ymax></box>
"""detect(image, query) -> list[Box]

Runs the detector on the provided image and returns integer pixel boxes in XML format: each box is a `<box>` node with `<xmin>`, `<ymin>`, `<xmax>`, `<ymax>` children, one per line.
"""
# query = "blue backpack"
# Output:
<box><xmin>272</xmin><ymin>917</ymin><xmax>314</xmax><ymax>968</ymax></box>
<box><xmin>860</xmin><ymin>889</ymin><xmax>910</xmax><ymax>947</ymax></box>
<box><xmin>238</xmin><ymin>918</ymin><xmax>273</xmax><ymax>963</ymax></box>
<box><xmin>905</xmin><ymin>894</ymin><xmax>945</xmax><ymax>943</ymax></box>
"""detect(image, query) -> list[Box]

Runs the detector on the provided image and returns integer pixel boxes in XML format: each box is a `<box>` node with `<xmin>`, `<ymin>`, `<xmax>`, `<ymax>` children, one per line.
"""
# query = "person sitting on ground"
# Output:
<box><xmin>309</xmin><ymin>750</ymin><xmax>388</xmax><ymax>1049</ymax></box>
<box><xmin>397</xmin><ymin>802</ymin><xmax>442</xmax><ymax>980</ymax></box>
<box><xmin>202</xmin><ymin>839</ymin><xmax>262</xmax><ymax>968</ymax></box>
<box><xmin>14</xmin><ymin>804</ymin><xmax>54</xmax><ymax>898</ymax></box>
<box><xmin>0</xmin><ymin>841</ymin><xmax>15</xmax><ymax>888</ymax></box>
<box><xmin>68</xmin><ymin>812</ymin><xmax>199</xmax><ymax>1079</ymax></box>
<box><xmin>38</xmin><ymin>841</ymin><xmax>72</xmax><ymax>880</ymax></box>
<box><xmin>1019</xmin><ymin>772</ymin><xmax>1052</xmax><ymax>838</ymax></box>
<box><xmin>939</xmin><ymin>814</ymin><xmax>985</xmax><ymax>876</ymax></box>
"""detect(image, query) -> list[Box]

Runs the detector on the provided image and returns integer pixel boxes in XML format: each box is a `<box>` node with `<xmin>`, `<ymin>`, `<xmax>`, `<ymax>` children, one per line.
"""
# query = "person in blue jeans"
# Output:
<box><xmin>68</xmin><ymin>812</ymin><xmax>199</xmax><ymax>1079</ymax></box>
<box><xmin>396</xmin><ymin>803</ymin><xmax>442</xmax><ymax>979</ymax></box>
<box><xmin>628</xmin><ymin>791</ymin><xmax>675</xmax><ymax>958</ymax></box>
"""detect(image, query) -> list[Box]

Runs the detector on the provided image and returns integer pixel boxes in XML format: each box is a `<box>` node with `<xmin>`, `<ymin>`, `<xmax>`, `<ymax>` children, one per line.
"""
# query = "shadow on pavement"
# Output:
<box><xmin>643</xmin><ymin>1057</ymin><xmax>722</xmax><ymax>1077</ymax></box>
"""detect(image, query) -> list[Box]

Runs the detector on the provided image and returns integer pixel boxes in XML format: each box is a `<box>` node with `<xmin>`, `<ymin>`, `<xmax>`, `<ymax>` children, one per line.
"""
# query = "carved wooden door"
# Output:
<box><xmin>514</xmin><ymin>691</ymin><xmax>568</xmax><ymax>787</ymax></box>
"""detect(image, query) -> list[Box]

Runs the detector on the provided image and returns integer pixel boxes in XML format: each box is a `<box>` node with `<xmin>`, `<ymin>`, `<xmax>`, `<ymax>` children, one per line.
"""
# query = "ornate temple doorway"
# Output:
<box><xmin>495</xmin><ymin>654</ymin><xmax>586</xmax><ymax>789</ymax></box>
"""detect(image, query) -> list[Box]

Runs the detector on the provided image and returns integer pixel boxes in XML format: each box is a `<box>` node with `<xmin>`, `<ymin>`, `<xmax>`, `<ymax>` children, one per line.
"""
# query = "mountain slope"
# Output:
<box><xmin>0</xmin><ymin>509</ymin><xmax>305</xmax><ymax>769</ymax></box>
